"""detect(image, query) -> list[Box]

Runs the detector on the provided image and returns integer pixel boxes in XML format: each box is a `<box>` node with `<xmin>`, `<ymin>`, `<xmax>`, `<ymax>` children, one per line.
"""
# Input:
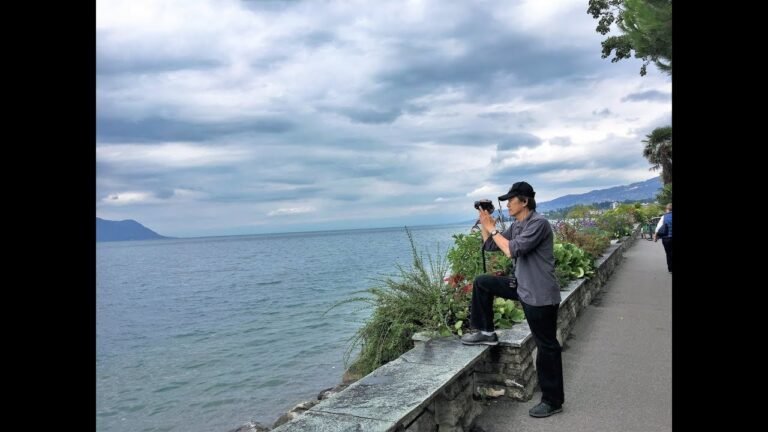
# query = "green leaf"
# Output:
<box><xmin>510</xmin><ymin>308</ymin><xmax>525</xmax><ymax>322</ymax></box>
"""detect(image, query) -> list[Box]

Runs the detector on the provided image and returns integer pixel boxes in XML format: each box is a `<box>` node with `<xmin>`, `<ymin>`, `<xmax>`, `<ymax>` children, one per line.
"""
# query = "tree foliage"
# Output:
<box><xmin>587</xmin><ymin>0</ymin><xmax>672</xmax><ymax>76</ymax></box>
<box><xmin>642</xmin><ymin>125</ymin><xmax>672</xmax><ymax>184</ymax></box>
<box><xmin>545</xmin><ymin>199</ymin><xmax>655</xmax><ymax>219</ymax></box>
<box><xmin>565</xmin><ymin>204</ymin><xmax>597</xmax><ymax>220</ymax></box>
<box><xmin>656</xmin><ymin>182</ymin><xmax>672</xmax><ymax>205</ymax></box>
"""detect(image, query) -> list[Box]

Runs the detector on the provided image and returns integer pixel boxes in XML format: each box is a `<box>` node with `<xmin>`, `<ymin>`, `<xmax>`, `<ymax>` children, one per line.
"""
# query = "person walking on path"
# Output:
<box><xmin>654</xmin><ymin>203</ymin><xmax>672</xmax><ymax>272</ymax></box>
<box><xmin>460</xmin><ymin>181</ymin><xmax>564</xmax><ymax>418</ymax></box>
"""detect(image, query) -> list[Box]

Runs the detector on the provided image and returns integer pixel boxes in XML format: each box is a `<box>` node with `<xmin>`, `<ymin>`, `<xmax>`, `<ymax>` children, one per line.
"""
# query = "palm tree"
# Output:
<box><xmin>642</xmin><ymin>125</ymin><xmax>672</xmax><ymax>184</ymax></box>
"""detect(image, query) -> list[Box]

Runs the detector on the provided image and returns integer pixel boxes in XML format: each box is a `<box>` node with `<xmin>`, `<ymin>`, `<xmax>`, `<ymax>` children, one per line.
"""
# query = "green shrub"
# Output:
<box><xmin>553</xmin><ymin>221</ymin><xmax>610</xmax><ymax>260</ymax></box>
<box><xmin>336</xmin><ymin>228</ymin><xmax>523</xmax><ymax>377</ymax></box>
<box><xmin>596</xmin><ymin>211</ymin><xmax>634</xmax><ymax>239</ymax></box>
<box><xmin>446</xmin><ymin>230</ymin><xmax>511</xmax><ymax>285</ymax></box>
<box><xmin>637</xmin><ymin>203</ymin><xmax>664</xmax><ymax>224</ymax></box>
<box><xmin>553</xmin><ymin>242</ymin><xmax>595</xmax><ymax>287</ymax></box>
<box><xmin>332</xmin><ymin>228</ymin><xmax>462</xmax><ymax>377</ymax></box>
<box><xmin>444</xmin><ymin>229</ymin><xmax>522</xmax><ymax>332</ymax></box>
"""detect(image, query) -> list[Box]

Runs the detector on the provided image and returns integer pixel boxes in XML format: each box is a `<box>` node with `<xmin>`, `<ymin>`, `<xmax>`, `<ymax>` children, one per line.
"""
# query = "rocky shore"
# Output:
<box><xmin>228</xmin><ymin>371</ymin><xmax>361</xmax><ymax>432</ymax></box>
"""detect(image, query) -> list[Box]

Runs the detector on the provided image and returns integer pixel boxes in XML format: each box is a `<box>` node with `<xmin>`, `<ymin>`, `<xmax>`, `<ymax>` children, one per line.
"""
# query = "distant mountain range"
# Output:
<box><xmin>96</xmin><ymin>217</ymin><xmax>172</xmax><ymax>242</ymax></box>
<box><xmin>537</xmin><ymin>177</ymin><xmax>663</xmax><ymax>212</ymax></box>
<box><xmin>97</xmin><ymin>178</ymin><xmax>663</xmax><ymax>240</ymax></box>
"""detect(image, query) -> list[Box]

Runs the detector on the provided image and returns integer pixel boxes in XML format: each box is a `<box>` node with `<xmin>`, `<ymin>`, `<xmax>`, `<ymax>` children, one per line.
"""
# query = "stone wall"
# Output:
<box><xmin>270</xmin><ymin>230</ymin><xmax>638</xmax><ymax>431</ymax></box>
<box><xmin>404</xmin><ymin>371</ymin><xmax>481</xmax><ymax>432</ymax></box>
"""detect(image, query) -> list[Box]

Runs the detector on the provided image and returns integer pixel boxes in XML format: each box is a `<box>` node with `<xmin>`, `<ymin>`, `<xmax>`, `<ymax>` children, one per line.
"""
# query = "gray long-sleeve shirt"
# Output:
<box><xmin>483</xmin><ymin>211</ymin><xmax>560</xmax><ymax>306</ymax></box>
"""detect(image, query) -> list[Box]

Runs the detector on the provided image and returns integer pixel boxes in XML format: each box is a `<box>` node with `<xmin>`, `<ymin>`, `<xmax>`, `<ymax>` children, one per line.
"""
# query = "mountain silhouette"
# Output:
<box><xmin>96</xmin><ymin>217</ymin><xmax>172</xmax><ymax>242</ymax></box>
<box><xmin>536</xmin><ymin>177</ymin><xmax>663</xmax><ymax>212</ymax></box>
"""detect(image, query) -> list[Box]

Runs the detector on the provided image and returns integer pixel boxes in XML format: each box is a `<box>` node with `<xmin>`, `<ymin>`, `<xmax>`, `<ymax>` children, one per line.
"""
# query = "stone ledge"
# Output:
<box><xmin>272</xmin><ymin>229</ymin><xmax>637</xmax><ymax>431</ymax></box>
<box><xmin>271</xmin><ymin>411</ymin><xmax>395</xmax><ymax>431</ymax></box>
<box><xmin>273</xmin><ymin>338</ymin><xmax>487</xmax><ymax>431</ymax></box>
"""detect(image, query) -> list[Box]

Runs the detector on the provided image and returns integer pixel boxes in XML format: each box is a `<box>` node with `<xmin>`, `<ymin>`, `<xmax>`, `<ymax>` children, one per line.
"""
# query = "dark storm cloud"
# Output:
<box><xmin>276</xmin><ymin>154</ymin><xmax>427</xmax><ymax>186</ymax></box>
<box><xmin>97</xmin><ymin>116</ymin><xmax>295</xmax><ymax>142</ymax></box>
<box><xmin>382</xmin><ymin>41</ymin><xmax>585</xmax><ymax>89</ymax></box>
<box><xmin>416</xmin><ymin>131</ymin><xmax>510</xmax><ymax>146</ymax></box>
<box><xmin>477</xmin><ymin>111</ymin><xmax>536</xmax><ymax>128</ymax></box>
<box><xmin>211</xmin><ymin>185</ymin><xmax>326</xmax><ymax>203</ymax></box>
<box><xmin>97</xmin><ymin>163</ymin><xmax>234</xmax><ymax>195</ymax></box>
<box><xmin>621</xmin><ymin>90</ymin><xmax>671</xmax><ymax>102</ymax></box>
<box><xmin>497</xmin><ymin>133</ymin><xmax>542</xmax><ymax>150</ymax></box>
<box><xmin>373</xmin><ymin>31</ymin><xmax>601</xmax><ymax>107</ymax></box>
<box><xmin>96</xmin><ymin>55</ymin><xmax>222</xmax><ymax>75</ymax></box>
<box><xmin>241</xmin><ymin>0</ymin><xmax>297</xmax><ymax>13</ymax></box>
<box><xmin>403</xmin><ymin>104</ymin><xmax>430</xmax><ymax>115</ymax></box>
<box><xmin>154</xmin><ymin>189</ymin><xmax>176</xmax><ymax>199</ymax></box>
<box><xmin>492</xmin><ymin>161</ymin><xmax>579</xmax><ymax>180</ymax></box>
<box><xmin>98</xmin><ymin>161</ymin><xmax>327</xmax><ymax>204</ymax></box>
<box><xmin>334</xmin><ymin>107</ymin><xmax>403</xmax><ymax>124</ymax></box>
<box><xmin>336</xmin><ymin>28</ymin><xmax>607</xmax><ymax>133</ymax></box>
<box><xmin>299</xmin><ymin>30</ymin><xmax>337</xmax><ymax>48</ymax></box>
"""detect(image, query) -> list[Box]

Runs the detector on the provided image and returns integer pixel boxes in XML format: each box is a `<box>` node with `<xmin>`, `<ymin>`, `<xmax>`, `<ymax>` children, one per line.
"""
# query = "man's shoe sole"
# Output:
<box><xmin>529</xmin><ymin>407</ymin><xmax>562</xmax><ymax>418</ymax></box>
<box><xmin>460</xmin><ymin>339</ymin><xmax>498</xmax><ymax>346</ymax></box>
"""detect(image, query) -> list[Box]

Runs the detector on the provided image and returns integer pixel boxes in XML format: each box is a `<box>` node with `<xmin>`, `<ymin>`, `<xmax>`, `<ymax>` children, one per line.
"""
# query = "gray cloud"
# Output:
<box><xmin>368</xmin><ymin>36</ymin><xmax>601</xmax><ymax>115</ymax></box>
<box><xmin>96</xmin><ymin>55</ymin><xmax>222</xmax><ymax>76</ymax></box>
<box><xmin>330</xmin><ymin>106</ymin><xmax>403</xmax><ymax>124</ymax></box>
<box><xmin>497</xmin><ymin>133</ymin><xmax>542</xmax><ymax>151</ymax></box>
<box><xmin>97</xmin><ymin>116</ymin><xmax>295</xmax><ymax>142</ymax></box>
<box><xmin>621</xmin><ymin>90</ymin><xmax>671</xmax><ymax>103</ymax></box>
<box><xmin>426</xmin><ymin>131</ymin><xmax>509</xmax><ymax>146</ymax></box>
<box><xmin>592</xmin><ymin>108</ymin><xmax>612</xmax><ymax>117</ymax></box>
<box><xmin>96</xmin><ymin>0</ymin><xmax>672</xmax><ymax>237</ymax></box>
<box><xmin>487</xmin><ymin>132</ymin><xmax>650</xmax><ymax>191</ymax></box>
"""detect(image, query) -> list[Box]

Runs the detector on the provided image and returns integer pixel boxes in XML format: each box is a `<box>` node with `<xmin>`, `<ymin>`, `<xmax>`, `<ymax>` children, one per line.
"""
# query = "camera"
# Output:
<box><xmin>473</xmin><ymin>199</ymin><xmax>495</xmax><ymax>212</ymax></box>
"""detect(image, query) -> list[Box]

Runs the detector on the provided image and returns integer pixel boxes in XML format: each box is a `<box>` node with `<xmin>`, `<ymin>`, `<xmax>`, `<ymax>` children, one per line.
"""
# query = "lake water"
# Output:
<box><xmin>96</xmin><ymin>223</ymin><xmax>470</xmax><ymax>432</ymax></box>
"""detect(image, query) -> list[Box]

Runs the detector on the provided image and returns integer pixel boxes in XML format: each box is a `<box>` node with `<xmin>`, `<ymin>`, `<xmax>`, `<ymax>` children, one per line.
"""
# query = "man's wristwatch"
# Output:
<box><xmin>490</xmin><ymin>229</ymin><xmax>499</xmax><ymax>237</ymax></box>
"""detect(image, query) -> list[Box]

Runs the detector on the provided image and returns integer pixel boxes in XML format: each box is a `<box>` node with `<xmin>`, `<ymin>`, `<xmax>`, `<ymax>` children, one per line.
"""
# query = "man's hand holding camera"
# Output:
<box><xmin>474</xmin><ymin>198</ymin><xmax>511</xmax><ymax>257</ymax></box>
<box><xmin>478</xmin><ymin>206</ymin><xmax>496</xmax><ymax>233</ymax></box>
<box><xmin>473</xmin><ymin>199</ymin><xmax>496</xmax><ymax>232</ymax></box>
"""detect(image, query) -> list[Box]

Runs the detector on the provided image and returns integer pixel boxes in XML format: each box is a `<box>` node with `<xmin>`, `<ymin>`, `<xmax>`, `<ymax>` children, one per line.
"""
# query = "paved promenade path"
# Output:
<box><xmin>474</xmin><ymin>237</ymin><xmax>672</xmax><ymax>432</ymax></box>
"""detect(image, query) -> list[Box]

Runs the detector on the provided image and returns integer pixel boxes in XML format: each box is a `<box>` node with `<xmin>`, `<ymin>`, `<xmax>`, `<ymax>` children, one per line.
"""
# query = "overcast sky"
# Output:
<box><xmin>96</xmin><ymin>0</ymin><xmax>671</xmax><ymax>238</ymax></box>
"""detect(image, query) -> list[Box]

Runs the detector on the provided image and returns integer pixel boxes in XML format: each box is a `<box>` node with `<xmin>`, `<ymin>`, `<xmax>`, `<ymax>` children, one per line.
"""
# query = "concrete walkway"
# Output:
<box><xmin>473</xmin><ymin>237</ymin><xmax>672</xmax><ymax>432</ymax></box>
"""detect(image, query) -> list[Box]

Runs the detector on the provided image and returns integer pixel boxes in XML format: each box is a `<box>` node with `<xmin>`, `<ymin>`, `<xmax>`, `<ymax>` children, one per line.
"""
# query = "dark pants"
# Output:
<box><xmin>661</xmin><ymin>237</ymin><xmax>672</xmax><ymax>272</ymax></box>
<box><xmin>470</xmin><ymin>274</ymin><xmax>565</xmax><ymax>407</ymax></box>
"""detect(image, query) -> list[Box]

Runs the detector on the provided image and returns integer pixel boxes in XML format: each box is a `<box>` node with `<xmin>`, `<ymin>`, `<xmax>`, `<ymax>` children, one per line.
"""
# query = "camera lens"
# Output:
<box><xmin>474</xmin><ymin>200</ymin><xmax>494</xmax><ymax>212</ymax></box>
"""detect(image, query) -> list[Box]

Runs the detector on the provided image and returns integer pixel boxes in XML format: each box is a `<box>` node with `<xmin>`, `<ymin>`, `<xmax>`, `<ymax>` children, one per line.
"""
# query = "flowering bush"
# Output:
<box><xmin>553</xmin><ymin>221</ymin><xmax>611</xmax><ymax>260</ymax></box>
<box><xmin>338</xmin><ymin>218</ymin><xmax>618</xmax><ymax>377</ymax></box>
<box><xmin>596</xmin><ymin>212</ymin><xmax>634</xmax><ymax>239</ymax></box>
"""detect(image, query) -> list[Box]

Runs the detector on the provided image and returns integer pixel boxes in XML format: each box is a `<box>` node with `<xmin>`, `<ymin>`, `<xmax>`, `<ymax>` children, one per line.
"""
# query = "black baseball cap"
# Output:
<box><xmin>498</xmin><ymin>181</ymin><xmax>535</xmax><ymax>201</ymax></box>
